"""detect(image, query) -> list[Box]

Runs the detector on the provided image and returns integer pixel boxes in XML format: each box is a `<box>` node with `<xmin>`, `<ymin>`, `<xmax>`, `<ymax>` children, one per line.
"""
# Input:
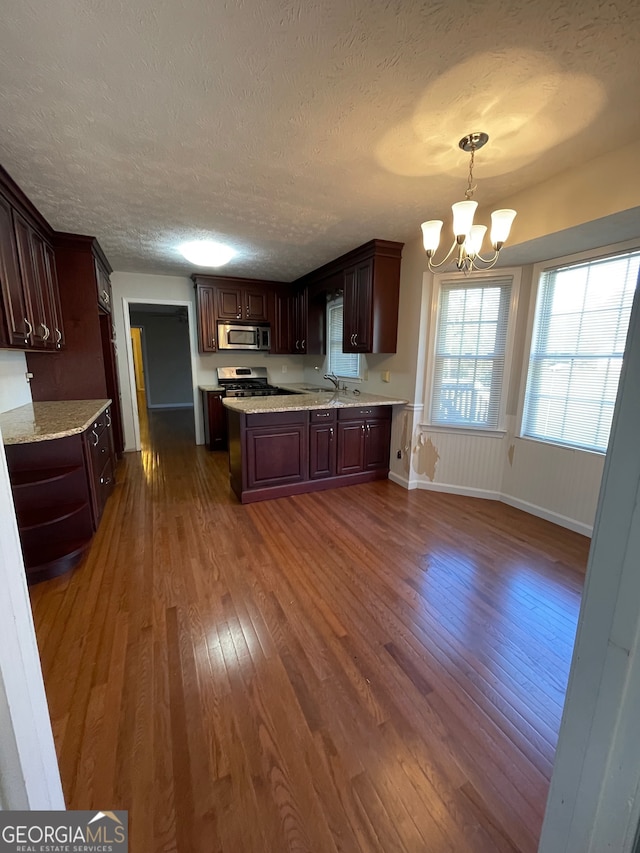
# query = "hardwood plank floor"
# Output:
<box><xmin>29</xmin><ymin>408</ymin><xmax>590</xmax><ymax>852</ymax></box>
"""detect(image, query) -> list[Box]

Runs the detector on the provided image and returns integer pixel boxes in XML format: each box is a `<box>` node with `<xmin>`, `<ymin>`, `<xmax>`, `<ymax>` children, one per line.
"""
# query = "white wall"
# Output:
<box><xmin>0</xmin><ymin>351</ymin><xmax>31</xmax><ymax>413</ymax></box>
<box><xmin>111</xmin><ymin>272</ymin><xmax>307</xmax><ymax>451</ymax></box>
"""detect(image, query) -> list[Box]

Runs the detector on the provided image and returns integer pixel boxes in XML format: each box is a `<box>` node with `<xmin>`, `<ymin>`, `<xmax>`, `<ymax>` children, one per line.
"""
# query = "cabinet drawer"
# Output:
<box><xmin>338</xmin><ymin>406</ymin><xmax>391</xmax><ymax>421</ymax></box>
<box><xmin>309</xmin><ymin>409</ymin><xmax>336</xmax><ymax>423</ymax></box>
<box><xmin>246</xmin><ymin>411</ymin><xmax>307</xmax><ymax>428</ymax></box>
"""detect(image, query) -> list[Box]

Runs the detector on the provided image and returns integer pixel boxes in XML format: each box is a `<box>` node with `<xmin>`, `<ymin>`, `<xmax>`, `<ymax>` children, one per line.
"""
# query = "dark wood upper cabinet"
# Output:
<box><xmin>210</xmin><ymin>277</ymin><xmax>269</xmax><ymax>322</ymax></box>
<box><xmin>0</xmin><ymin>167</ymin><xmax>65</xmax><ymax>352</ymax></box>
<box><xmin>27</xmin><ymin>233</ymin><xmax>125</xmax><ymax>456</ymax></box>
<box><xmin>343</xmin><ymin>258</ymin><xmax>373</xmax><ymax>353</ymax></box>
<box><xmin>296</xmin><ymin>239</ymin><xmax>403</xmax><ymax>354</ymax></box>
<box><xmin>95</xmin><ymin>257</ymin><xmax>112</xmax><ymax>313</ymax></box>
<box><xmin>193</xmin><ymin>274</ymin><xmax>280</xmax><ymax>353</ymax></box>
<box><xmin>195</xmin><ymin>282</ymin><xmax>217</xmax><ymax>352</ymax></box>
<box><xmin>0</xmin><ymin>192</ymin><xmax>31</xmax><ymax>347</ymax></box>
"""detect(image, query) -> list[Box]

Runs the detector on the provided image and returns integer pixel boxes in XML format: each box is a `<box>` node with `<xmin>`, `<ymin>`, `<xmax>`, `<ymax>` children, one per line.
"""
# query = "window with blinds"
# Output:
<box><xmin>430</xmin><ymin>277</ymin><xmax>513</xmax><ymax>429</ymax></box>
<box><xmin>328</xmin><ymin>301</ymin><xmax>361</xmax><ymax>379</ymax></box>
<box><xmin>522</xmin><ymin>250</ymin><xmax>639</xmax><ymax>453</ymax></box>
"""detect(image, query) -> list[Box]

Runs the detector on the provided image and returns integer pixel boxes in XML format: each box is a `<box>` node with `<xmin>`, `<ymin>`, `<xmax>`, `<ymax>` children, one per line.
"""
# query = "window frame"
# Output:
<box><xmin>326</xmin><ymin>298</ymin><xmax>363</xmax><ymax>381</ymax></box>
<box><xmin>517</xmin><ymin>240</ymin><xmax>640</xmax><ymax>454</ymax></box>
<box><xmin>423</xmin><ymin>267</ymin><xmax>521</xmax><ymax>434</ymax></box>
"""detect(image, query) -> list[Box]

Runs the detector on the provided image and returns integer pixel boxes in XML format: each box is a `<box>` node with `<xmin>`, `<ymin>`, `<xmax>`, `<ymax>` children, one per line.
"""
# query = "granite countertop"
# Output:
<box><xmin>0</xmin><ymin>400</ymin><xmax>112</xmax><ymax>445</ymax></box>
<box><xmin>222</xmin><ymin>387</ymin><xmax>408</xmax><ymax>414</ymax></box>
<box><xmin>198</xmin><ymin>385</ymin><xmax>225</xmax><ymax>392</ymax></box>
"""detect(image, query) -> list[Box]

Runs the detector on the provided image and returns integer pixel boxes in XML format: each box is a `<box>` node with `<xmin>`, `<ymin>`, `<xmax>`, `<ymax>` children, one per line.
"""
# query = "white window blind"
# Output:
<box><xmin>431</xmin><ymin>278</ymin><xmax>512</xmax><ymax>429</ymax></box>
<box><xmin>522</xmin><ymin>251</ymin><xmax>639</xmax><ymax>453</ymax></box>
<box><xmin>328</xmin><ymin>301</ymin><xmax>360</xmax><ymax>379</ymax></box>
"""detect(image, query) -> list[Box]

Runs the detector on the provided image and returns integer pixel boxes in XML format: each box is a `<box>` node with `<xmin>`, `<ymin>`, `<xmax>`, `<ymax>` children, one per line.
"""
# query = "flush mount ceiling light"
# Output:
<box><xmin>179</xmin><ymin>240</ymin><xmax>236</xmax><ymax>267</ymax></box>
<box><xmin>421</xmin><ymin>132</ymin><xmax>516</xmax><ymax>274</ymax></box>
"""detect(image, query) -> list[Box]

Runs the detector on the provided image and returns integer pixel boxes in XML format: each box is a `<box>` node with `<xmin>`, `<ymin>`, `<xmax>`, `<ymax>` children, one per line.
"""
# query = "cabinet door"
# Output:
<box><xmin>295</xmin><ymin>287</ymin><xmax>308</xmax><ymax>353</ymax></box>
<box><xmin>216</xmin><ymin>286</ymin><xmax>243</xmax><ymax>320</ymax></box>
<box><xmin>246</xmin><ymin>424</ymin><xmax>307</xmax><ymax>488</ymax></box>
<box><xmin>95</xmin><ymin>258</ymin><xmax>112</xmax><ymax>313</ymax></box>
<box><xmin>364</xmin><ymin>417</ymin><xmax>391</xmax><ymax>470</ymax></box>
<box><xmin>336</xmin><ymin>420</ymin><xmax>365</xmax><ymax>474</ymax></box>
<box><xmin>343</xmin><ymin>259</ymin><xmax>373</xmax><ymax>352</ymax></box>
<box><xmin>309</xmin><ymin>422</ymin><xmax>336</xmax><ymax>479</ymax></box>
<box><xmin>271</xmin><ymin>288</ymin><xmax>295</xmax><ymax>354</ymax></box>
<box><xmin>14</xmin><ymin>213</ymin><xmax>46</xmax><ymax>348</ymax></box>
<box><xmin>244</xmin><ymin>288</ymin><xmax>268</xmax><ymax>321</ymax></box>
<box><xmin>30</xmin><ymin>230</ymin><xmax>59</xmax><ymax>349</ymax></box>
<box><xmin>196</xmin><ymin>284</ymin><xmax>217</xmax><ymax>352</ymax></box>
<box><xmin>44</xmin><ymin>242</ymin><xmax>64</xmax><ymax>348</ymax></box>
<box><xmin>203</xmin><ymin>390</ymin><xmax>227</xmax><ymax>450</ymax></box>
<box><xmin>0</xmin><ymin>194</ymin><xmax>31</xmax><ymax>347</ymax></box>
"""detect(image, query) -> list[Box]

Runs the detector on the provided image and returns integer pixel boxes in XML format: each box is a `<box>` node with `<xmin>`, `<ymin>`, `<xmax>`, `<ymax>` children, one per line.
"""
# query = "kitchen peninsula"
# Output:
<box><xmin>223</xmin><ymin>387</ymin><xmax>407</xmax><ymax>503</ymax></box>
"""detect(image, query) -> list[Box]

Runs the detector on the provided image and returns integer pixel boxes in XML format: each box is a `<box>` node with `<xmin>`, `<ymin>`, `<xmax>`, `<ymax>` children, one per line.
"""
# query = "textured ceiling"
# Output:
<box><xmin>1</xmin><ymin>0</ymin><xmax>639</xmax><ymax>280</ymax></box>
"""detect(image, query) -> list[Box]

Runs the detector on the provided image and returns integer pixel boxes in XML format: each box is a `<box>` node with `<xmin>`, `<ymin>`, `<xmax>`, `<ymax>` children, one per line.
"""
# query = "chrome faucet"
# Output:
<box><xmin>324</xmin><ymin>373</ymin><xmax>340</xmax><ymax>390</ymax></box>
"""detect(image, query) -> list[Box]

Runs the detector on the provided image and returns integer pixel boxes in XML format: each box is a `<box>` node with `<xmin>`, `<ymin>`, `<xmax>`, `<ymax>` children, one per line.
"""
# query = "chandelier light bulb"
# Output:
<box><xmin>490</xmin><ymin>209</ymin><xmax>517</xmax><ymax>248</ymax></box>
<box><xmin>421</xmin><ymin>220</ymin><xmax>443</xmax><ymax>254</ymax></box>
<box><xmin>451</xmin><ymin>200</ymin><xmax>477</xmax><ymax>240</ymax></box>
<box><xmin>466</xmin><ymin>224</ymin><xmax>487</xmax><ymax>257</ymax></box>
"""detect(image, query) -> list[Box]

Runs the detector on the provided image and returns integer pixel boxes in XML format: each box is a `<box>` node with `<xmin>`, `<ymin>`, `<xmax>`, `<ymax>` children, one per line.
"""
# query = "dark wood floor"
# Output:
<box><xmin>29</xmin><ymin>408</ymin><xmax>590</xmax><ymax>853</ymax></box>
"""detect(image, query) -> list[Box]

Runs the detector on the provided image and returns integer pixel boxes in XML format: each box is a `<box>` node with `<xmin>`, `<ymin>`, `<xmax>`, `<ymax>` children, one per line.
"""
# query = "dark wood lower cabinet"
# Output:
<box><xmin>227</xmin><ymin>405</ymin><xmax>392</xmax><ymax>503</ymax></box>
<box><xmin>5</xmin><ymin>407</ymin><xmax>116</xmax><ymax>584</ymax></box>
<box><xmin>201</xmin><ymin>389</ymin><xmax>228</xmax><ymax>450</ymax></box>
<box><xmin>309</xmin><ymin>409</ymin><xmax>337</xmax><ymax>479</ymax></box>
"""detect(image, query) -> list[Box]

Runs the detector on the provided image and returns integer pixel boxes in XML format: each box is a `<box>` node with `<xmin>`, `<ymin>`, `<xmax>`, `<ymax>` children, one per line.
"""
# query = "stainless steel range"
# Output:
<box><xmin>216</xmin><ymin>366</ymin><xmax>293</xmax><ymax>398</ymax></box>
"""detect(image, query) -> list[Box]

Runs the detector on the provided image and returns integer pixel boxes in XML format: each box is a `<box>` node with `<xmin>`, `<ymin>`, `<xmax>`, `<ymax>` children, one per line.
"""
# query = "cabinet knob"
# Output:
<box><xmin>91</xmin><ymin>429</ymin><xmax>99</xmax><ymax>446</ymax></box>
<box><xmin>301</xmin><ymin>339</ymin><xmax>305</xmax><ymax>349</ymax></box>
<box><xmin>295</xmin><ymin>340</ymin><xmax>300</xmax><ymax>350</ymax></box>
<box><xmin>41</xmin><ymin>323</ymin><xmax>50</xmax><ymax>340</ymax></box>
<box><xmin>350</xmin><ymin>333</ymin><xmax>355</xmax><ymax>345</ymax></box>
<box><xmin>106</xmin><ymin>411</ymin><xmax>112</xmax><ymax>428</ymax></box>
<box><xmin>24</xmin><ymin>317</ymin><xmax>33</xmax><ymax>336</ymax></box>
<box><xmin>102</xmin><ymin>289</ymin><xmax>110</xmax><ymax>303</ymax></box>
<box><xmin>329</xmin><ymin>427</ymin><xmax>334</xmax><ymax>437</ymax></box>
<box><xmin>211</xmin><ymin>338</ymin><xmax>216</xmax><ymax>348</ymax></box>
<box><xmin>55</xmin><ymin>328</ymin><xmax>62</xmax><ymax>344</ymax></box>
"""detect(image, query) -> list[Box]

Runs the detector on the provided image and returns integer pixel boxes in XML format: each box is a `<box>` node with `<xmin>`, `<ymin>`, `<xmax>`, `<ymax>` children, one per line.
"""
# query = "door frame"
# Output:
<box><xmin>122</xmin><ymin>297</ymin><xmax>201</xmax><ymax>451</ymax></box>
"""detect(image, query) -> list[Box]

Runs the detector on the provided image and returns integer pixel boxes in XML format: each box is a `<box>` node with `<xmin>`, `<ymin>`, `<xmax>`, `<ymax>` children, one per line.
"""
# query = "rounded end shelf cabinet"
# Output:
<box><xmin>4</xmin><ymin>404</ymin><xmax>116</xmax><ymax>585</ymax></box>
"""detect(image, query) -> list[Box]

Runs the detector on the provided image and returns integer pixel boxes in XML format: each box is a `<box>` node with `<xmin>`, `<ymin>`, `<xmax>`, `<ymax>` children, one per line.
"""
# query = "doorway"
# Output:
<box><xmin>122</xmin><ymin>299</ymin><xmax>200</xmax><ymax>451</ymax></box>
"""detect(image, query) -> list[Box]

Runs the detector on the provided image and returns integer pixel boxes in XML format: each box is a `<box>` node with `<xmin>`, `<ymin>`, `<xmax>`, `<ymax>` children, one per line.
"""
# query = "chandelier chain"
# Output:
<box><xmin>464</xmin><ymin>144</ymin><xmax>477</xmax><ymax>200</ymax></box>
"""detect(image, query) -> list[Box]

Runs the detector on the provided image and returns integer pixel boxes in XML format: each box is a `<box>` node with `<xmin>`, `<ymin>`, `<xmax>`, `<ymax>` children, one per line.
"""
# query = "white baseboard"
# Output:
<box><xmin>416</xmin><ymin>480</ymin><xmax>501</xmax><ymax>501</ymax></box>
<box><xmin>146</xmin><ymin>403</ymin><xmax>194</xmax><ymax>410</ymax></box>
<box><xmin>388</xmin><ymin>471</ymin><xmax>418</xmax><ymax>490</ymax></box>
<box><xmin>393</xmin><ymin>476</ymin><xmax>592</xmax><ymax>537</ymax></box>
<box><xmin>500</xmin><ymin>493</ymin><xmax>593</xmax><ymax>537</ymax></box>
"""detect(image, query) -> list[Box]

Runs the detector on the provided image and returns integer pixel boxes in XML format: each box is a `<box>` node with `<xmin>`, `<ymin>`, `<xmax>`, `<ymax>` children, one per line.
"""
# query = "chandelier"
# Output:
<box><xmin>421</xmin><ymin>132</ymin><xmax>516</xmax><ymax>273</ymax></box>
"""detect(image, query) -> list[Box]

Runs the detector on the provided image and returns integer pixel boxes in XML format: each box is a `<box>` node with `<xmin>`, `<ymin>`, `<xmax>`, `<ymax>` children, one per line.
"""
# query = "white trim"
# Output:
<box><xmin>418</xmin><ymin>422</ymin><xmax>506</xmax><ymax>439</ymax></box>
<box><xmin>392</xmin><ymin>470</ymin><xmax>592</xmax><ymax>535</ymax></box>
<box><xmin>424</xmin><ymin>267</ymin><xmax>521</xmax><ymax>430</ymax></box>
<box><xmin>500</xmin><ymin>494</ymin><xmax>593</xmax><ymax>537</ymax></box>
<box><xmin>516</xmin><ymin>239</ymin><xmax>640</xmax><ymax>444</ymax></box>
<box><xmin>388</xmin><ymin>471</ymin><xmax>418</xmax><ymax>490</ymax></box>
<box><xmin>121</xmin><ymin>297</ymin><xmax>202</xmax><ymax>451</ymax></box>
<box><xmin>416</xmin><ymin>481</ymin><xmax>501</xmax><ymax>501</ymax></box>
<box><xmin>0</xmin><ymin>430</ymin><xmax>65</xmax><ymax>810</ymax></box>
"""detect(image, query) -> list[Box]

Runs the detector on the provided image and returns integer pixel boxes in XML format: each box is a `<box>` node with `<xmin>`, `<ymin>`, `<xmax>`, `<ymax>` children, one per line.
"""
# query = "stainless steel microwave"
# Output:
<box><xmin>217</xmin><ymin>322</ymin><xmax>271</xmax><ymax>351</ymax></box>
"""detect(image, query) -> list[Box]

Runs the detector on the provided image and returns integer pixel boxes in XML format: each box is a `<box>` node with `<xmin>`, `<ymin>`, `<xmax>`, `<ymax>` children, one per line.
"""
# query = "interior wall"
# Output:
<box><xmin>129</xmin><ymin>311</ymin><xmax>192</xmax><ymax>408</ymax></box>
<box><xmin>0</xmin><ymin>351</ymin><xmax>31</xmax><ymax>413</ymax></box>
